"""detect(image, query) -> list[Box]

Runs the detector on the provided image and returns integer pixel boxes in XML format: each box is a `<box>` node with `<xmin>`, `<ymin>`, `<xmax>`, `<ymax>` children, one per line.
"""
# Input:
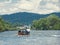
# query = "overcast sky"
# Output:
<box><xmin>0</xmin><ymin>0</ymin><xmax>60</xmax><ymax>15</ymax></box>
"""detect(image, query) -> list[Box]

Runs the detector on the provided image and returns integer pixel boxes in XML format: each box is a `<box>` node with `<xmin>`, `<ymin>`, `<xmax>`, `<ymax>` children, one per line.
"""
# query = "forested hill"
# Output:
<box><xmin>1</xmin><ymin>12</ymin><xmax>60</xmax><ymax>25</ymax></box>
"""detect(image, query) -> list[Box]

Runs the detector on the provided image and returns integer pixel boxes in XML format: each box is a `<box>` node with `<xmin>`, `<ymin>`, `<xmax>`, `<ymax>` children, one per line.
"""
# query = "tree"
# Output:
<box><xmin>31</xmin><ymin>14</ymin><xmax>60</xmax><ymax>30</ymax></box>
<box><xmin>0</xmin><ymin>17</ymin><xmax>12</xmax><ymax>32</ymax></box>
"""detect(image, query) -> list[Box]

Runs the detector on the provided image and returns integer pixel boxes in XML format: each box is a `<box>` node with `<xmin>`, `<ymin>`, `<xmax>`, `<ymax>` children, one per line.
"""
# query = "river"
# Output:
<box><xmin>0</xmin><ymin>30</ymin><xmax>60</xmax><ymax>45</ymax></box>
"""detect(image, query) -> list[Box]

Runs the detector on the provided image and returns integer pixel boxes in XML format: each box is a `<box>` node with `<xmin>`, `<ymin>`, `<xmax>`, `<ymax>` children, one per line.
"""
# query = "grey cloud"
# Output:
<box><xmin>12</xmin><ymin>0</ymin><xmax>20</xmax><ymax>3</ymax></box>
<box><xmin>0</xmin><ymin>0</ymin><xmax>7</xmax><ymax>2</ymax></box>
<box><xmin>0</xmin><ymin>0</ymin><xmax>60</xmax><ymax>14</ymax></box>
<box><xmin>40</xmin><ymin>0</ymin><xmax>47</xmax><ymax>6</ymax></box>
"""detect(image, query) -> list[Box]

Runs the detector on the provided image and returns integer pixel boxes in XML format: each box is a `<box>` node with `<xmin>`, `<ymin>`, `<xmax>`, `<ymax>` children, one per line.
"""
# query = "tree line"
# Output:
<box><xmin>0</xmin><ymin>17</ymin><xmax>17</xmax><ymax>32</ymax></box>
<box><xmin>31</xmin><ymin>14</ymin><xmax>60</xmax><ymax>30</ymax></box>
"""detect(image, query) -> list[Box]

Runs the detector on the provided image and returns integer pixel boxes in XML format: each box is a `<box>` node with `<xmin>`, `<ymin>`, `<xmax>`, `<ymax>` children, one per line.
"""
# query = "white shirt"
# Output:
<box><xmin>26</xmin><ymin>29</ymin><xmax>30</xmax><ymax>32</ymax></box>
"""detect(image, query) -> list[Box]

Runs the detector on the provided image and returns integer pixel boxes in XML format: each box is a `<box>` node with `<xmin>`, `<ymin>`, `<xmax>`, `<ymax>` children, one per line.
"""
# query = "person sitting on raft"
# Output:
<box><xmin>25</xmin><ymin>28</ymin><xmax>30</xmax><ymax>35</ymax></box>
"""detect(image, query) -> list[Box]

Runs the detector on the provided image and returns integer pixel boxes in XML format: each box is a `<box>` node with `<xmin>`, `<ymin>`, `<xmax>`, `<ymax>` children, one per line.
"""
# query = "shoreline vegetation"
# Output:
<box><xmin>0</xmin><ymin>14</ymin><xmax>60</xmax><ymax>32</ymax></box>
<box><xmin>31</xmin><ymin>14</ymin><xmax>60</xmax><ymax>30</ymax></box>
<box><xmin>0</xmin><ymin>17</ymin><xmax>17</xmax><ymax>32</ymax></box>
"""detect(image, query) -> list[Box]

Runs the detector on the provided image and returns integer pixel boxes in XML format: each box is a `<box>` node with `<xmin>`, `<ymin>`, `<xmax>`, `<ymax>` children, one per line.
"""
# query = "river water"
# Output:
<box><xmin>0</xmin><ymin>30</ymin><xmax>60</xmax><ymax>45</ymax></box>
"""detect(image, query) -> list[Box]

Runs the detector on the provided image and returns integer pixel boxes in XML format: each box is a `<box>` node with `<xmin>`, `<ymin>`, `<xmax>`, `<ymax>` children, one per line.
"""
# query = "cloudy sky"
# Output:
<box><xmin>0</xmin><ymin>0</ymin><xmax>60</xmax><ymax>15</ymax></box>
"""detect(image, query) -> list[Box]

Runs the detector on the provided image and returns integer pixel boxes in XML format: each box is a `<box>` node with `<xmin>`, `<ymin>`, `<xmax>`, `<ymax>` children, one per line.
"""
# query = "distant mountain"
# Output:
<box><xmin>1</xmin><ymin>12</ymin><xmax>60</xmax><ymax>25</ymax></box>
<box><xmin>50</xmin><ymin>12</ymin><xmax>60</xmax><ymax>17</ymax></box>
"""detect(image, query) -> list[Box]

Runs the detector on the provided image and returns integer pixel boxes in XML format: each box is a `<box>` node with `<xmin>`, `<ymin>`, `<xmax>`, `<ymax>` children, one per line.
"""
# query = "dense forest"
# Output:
<box><xmin>31</xmin><ymin>14</ymin><xmax>60</xmax><ymax>30</ymax></box>
<box><xmin>0</xmin><ymin>13</ymin><xmax>60</xmax><ymax>32</ymax></box>
<box><xmin>0</xmin><ymin>17</ymin><xmax>16</xmax><ymax>32</ymax></box>
<box><xmin>2</xmin><ymin>12</ymin><xmax>60</xmax><ymax>25</ymax></box>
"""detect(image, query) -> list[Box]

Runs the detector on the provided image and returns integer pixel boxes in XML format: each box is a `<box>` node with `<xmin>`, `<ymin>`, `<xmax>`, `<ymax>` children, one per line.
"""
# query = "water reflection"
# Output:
<box><xmin>0</xmin><ymin>30</ymin><xmax>60</xmax><ymax>45</ymax></box>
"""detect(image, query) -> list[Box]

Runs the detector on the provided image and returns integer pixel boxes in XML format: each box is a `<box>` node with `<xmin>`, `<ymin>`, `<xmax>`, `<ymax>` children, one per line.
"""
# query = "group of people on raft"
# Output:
<box><xmin>18</xmin><ymin>28</ymin><xmax>30</xmax><ymax>35</ymax></box>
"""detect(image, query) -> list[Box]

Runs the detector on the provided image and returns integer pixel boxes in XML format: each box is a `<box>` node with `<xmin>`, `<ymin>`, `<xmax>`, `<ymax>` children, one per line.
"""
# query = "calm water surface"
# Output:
<box><xmin>0</xmin><ymin>30</ymin><xmax>60</xmax><ymax>45</ymax></box>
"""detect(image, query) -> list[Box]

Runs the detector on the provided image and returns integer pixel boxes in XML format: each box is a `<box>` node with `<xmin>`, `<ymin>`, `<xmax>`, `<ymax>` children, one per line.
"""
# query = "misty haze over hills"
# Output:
<box><xmin>1</xmin><ymin>12</ymin><xmax>60</xmax><ymax>25</ymax></box>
